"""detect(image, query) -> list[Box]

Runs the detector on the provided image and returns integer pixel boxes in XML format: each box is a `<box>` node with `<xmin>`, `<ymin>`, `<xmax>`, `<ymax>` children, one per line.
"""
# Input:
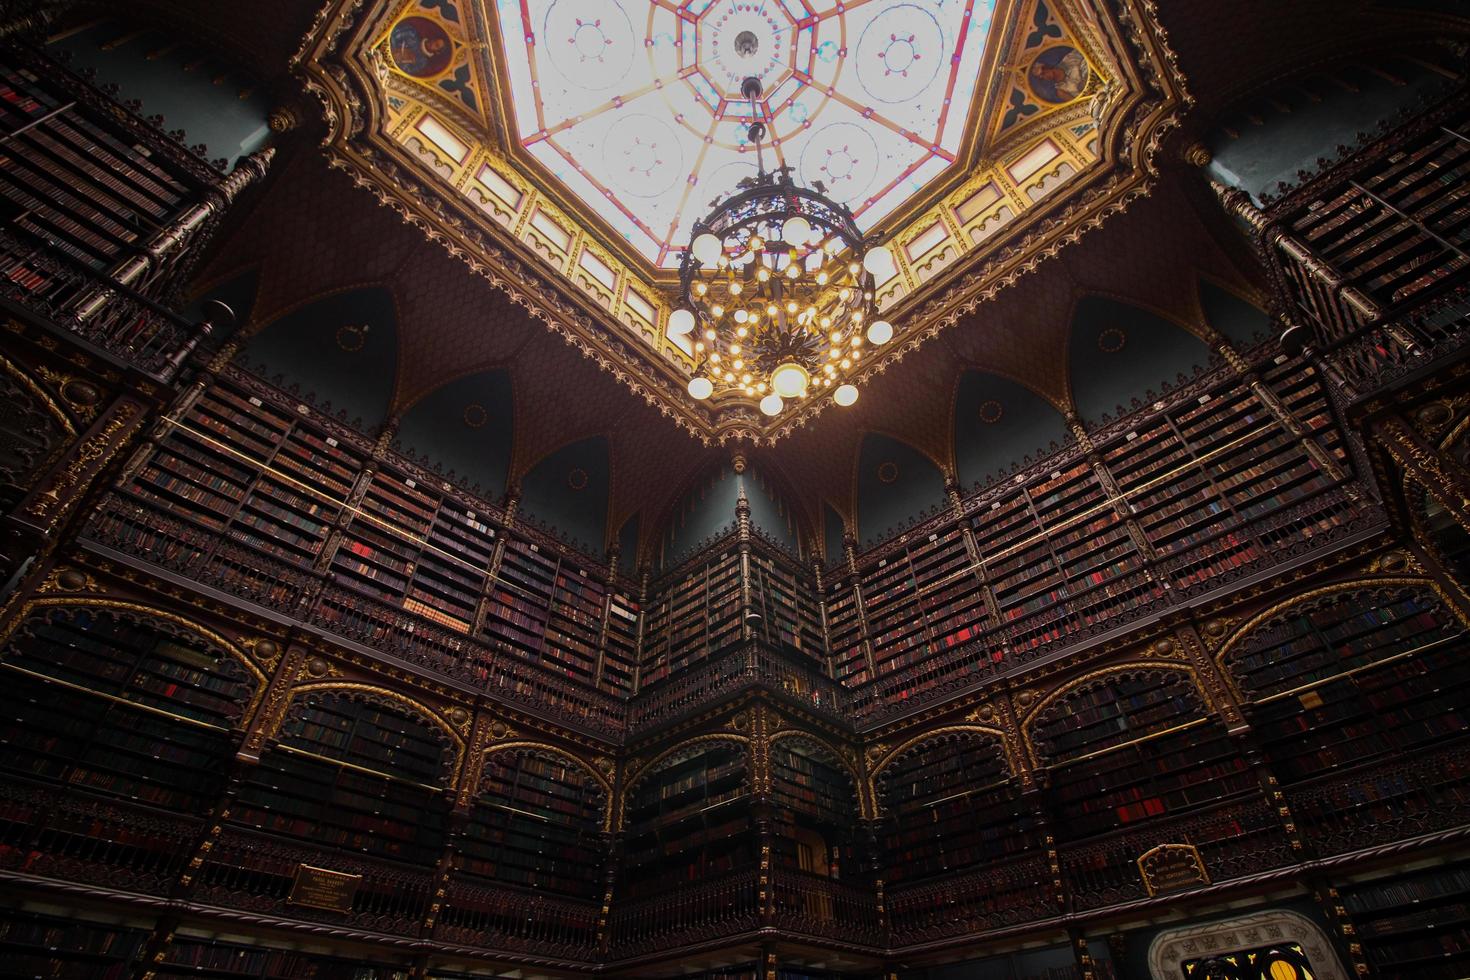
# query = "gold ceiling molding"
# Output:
<box><xmin>294</xmin><ymin>0</ymin><xmax>1187</xmax><ymax>445</ymax></box>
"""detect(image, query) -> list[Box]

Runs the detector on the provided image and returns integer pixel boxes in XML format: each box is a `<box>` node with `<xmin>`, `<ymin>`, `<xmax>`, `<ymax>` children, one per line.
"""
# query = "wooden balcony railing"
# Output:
<box><xmin>0</xmin><ymin>775</ymin><xmax>201</xmax><ymax>896</ymax></box>
<box><xmin>607</xmin><ymin>869</ymin><xmax>761</xmax><ymax>956</ymax></box>
<box><xmin>885</xmin><ymin>853</ymin><xmax>1057</xmax><ymax>944</ymax></box>
<box><xmin>195</xmin><ymin>826</ymin><xmax>435</xmax><ymax>936</ymax></box>
<box><xmin>768</xmin><ymin>869</ymin><xmax>882</xmax><ymax>945</ymax></box>
<box><xmin>435</xmin><ymin>880</ymin><xmax>600</xmax><ymax>959</ymax></box>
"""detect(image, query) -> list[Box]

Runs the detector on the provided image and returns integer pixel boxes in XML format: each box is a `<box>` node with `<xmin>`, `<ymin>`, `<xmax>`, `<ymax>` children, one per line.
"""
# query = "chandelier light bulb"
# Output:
<box><xmin>863</xmin><ymin>244</ymin><xmax>895</xmax><ymax>278</ymax></box>
<box><xmin>757</xmin><ymin>267</ymin><xmax>771</xmax><ymax>282</ymax></box>
<box><xmin>729</xmin><ymin>281</ymin><xmax>743</xmax><ymax>295</ymax></box>
<box><xmin>692</xmin><ymin>233</ymin><xmax>722</xmax><ymax>266</ymax></box>
<box><xmin>772</xmin><ymin>362</ymin><xmax>810</xmax><ymax>398</ymax></box>
<box><xmin>668</xmin><ymin>308</ymin><xmax>696</xmax><ymax>336</ymax></box>
<box><xmin>748</xmin><ymin>236</ymin><xmax>764</xmax><ymax>252</ymax></box>
<box><xmin>834</xmin><ymin>384</ymin><xmax>859</xmax><ymax>406</ymax></box>
<box><xmin>866</xmin><ymin>319</ymin><xmax>894</xmax><ymax>345</ymax></box>
<box><xmin>688</xmin><ymin>376</ymin><xmax>713</xmax><ymax>400</ymax></box>
<box><xmin>782</xmin><ymin>215</ymin><xmax>812</xmax><ymax>246</ymax></box>
<box><xmin>760</xmin><ymin>393</ymin><xmax>784</xmax><ymax>416</ymax></box>
<box><xmin>734</xmin><ymin>309</ymin><xmax>749</xmax><ymax>323</ymax></box>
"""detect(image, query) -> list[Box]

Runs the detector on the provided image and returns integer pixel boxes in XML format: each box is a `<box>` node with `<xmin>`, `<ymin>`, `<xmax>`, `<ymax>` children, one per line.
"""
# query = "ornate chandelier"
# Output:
<box><xmin>670</xmin><ymin>76</ymin><xmax>895</xmax><ymax>418</ymax></box>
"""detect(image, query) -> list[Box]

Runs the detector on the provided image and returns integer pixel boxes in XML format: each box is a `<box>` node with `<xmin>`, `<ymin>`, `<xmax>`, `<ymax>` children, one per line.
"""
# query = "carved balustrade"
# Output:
<box><xmin>607</xmin><ymin>870</ymin><xmax>761</xmax><ymax>956</ymax></box>
<box><xmin>434</xmin><ymin>880</ymin><xmax>600</xmax><ymax>959</ymax></box>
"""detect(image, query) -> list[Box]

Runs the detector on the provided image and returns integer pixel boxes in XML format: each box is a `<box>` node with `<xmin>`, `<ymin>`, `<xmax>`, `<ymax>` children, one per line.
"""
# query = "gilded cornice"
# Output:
<box><xmin>294</xmin><ymin>0</ymin><xmax>1189</xmax><ymax>445</ymax></box>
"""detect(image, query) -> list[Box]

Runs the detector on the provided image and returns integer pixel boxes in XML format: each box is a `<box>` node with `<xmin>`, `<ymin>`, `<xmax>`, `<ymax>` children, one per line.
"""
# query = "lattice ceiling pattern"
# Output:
<box><xmin>491</xmin><ymin>0</ymin><xmax>997</xmax><ymax>267</ymax></box>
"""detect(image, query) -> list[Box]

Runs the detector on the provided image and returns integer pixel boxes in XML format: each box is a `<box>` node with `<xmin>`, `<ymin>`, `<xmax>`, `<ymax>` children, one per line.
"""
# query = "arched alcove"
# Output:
<box><xmin>1068</xmin><ymin>297</ymin><xmax>1212</xmax><ymax>427</ymax></box>
<box><xmin>241</xmin><ymin>287</ymin><xmax>399</xmax><ymax>432</ymax></box>
<box><xmin>519</xmin><ymin>436</ymin><xmax>611</xmax><ymax>555</ymax></box>
<box><xmin>661</xmin><ymin>462</ymin><xmax>800</xmax><ymax>569</ymax></box>
<box><xmin>876</xmin><ymin>730</ymin><xmax>1051</xmax><ymax>941</ymax></box>
<box><xmin>954</xmin><ymin>371</ymin><xmax>1069</xmax><ymax>490</ymax></box>
<box><xmin>1221</xmin><ymin>582</ymin><xmax>1470</xmax><ymax>853</ymax></box>
<box><xmin>232</xmin><ymin>691</ymin><xmax>454</xmax><ymax>867</ymax></box>
<box><xmin>856</xmin><ymin>434</ymin><xmax>946</xmax><ymax>548</ymax></box>
<box><xmin>619</xmin><ymin>740</ymin><xmax>754</xmax><ymax>901</ymax></box>
<box><xmin>459</xmin><ymin>748</ymin><xmax>607</xmax><ymax>899</ymax></box>
<box><xmin>394</xmin><ymin>370</ymin><xmax>513</xmax><ymax>497</ymax></box>
<box><xmin>1200</xmin><ymin>280</ymin><xmax>1272</xmax><ymax>350</ymax></box>
<box><xmin>0</xmin><ymin>604</ymin><xmax>259</xmax><ymax>819</ymax></box>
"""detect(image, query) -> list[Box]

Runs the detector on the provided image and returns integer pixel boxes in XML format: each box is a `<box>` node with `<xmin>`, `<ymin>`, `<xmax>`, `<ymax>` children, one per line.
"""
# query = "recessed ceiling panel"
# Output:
<box><xmin>493</xmin><ymin>0</ymin><xmax>998</xmax><ymax>267</ymax></box>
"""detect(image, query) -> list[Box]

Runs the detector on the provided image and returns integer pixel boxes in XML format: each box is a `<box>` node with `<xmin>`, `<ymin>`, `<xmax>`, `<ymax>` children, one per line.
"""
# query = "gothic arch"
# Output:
<box><xmin>6</xmin><ymin>596</ymin><xmax>269</xmax><ymax>717</ymax></box>
<box><xmin>870</xmin><ymin>726</ymin><xmax>1017</xmax><ymax>819</ymax></box>
<box><xmin>276</xmin><ymin>683</ymin><xmax>465</xmax><ymax>785</ymax></box>
<box><xmin>1021</xmin><ymin>663</ymin><xmax>1210</xmax><ymax>768</ymax></box>
<box><xmin>479</xmin><ymin>742</ymin><xmax>612</xmax><ymax>831</ymax></box>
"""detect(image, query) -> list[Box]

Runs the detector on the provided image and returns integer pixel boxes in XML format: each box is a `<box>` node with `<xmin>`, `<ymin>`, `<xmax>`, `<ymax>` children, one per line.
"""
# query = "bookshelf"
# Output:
<box><xmin>1032</xmin><ymin>672</ymin><xmax>1255</xmax><ymax>842</ymax></box>
<box><xmin>1226</xmin><ymin>587</ymin><xmax>1470</xmax><ymax>844</ymax></box>
<box><xmin>824</xmin><ymin>571</ymin><xmax>870</xmax><ymax>687</ymax></box>
<box><xmin>156</xmin><ymin>935</ymin><xmax>410</xmax><ymax>979</ymax></box>
<box><xmin>1342</xmin><ymin>862</ymin><xmax>1470</xmax><ymax>979</ymax></box>
<box><xmin>769</xmin><ymin>737</ymin><xmax>858</xmax><ymax>881</ymax></box>
<box><xmin>621</xmin><ymin>743</ymin><xmax>752</xmax><ymax>897</ymax></box>
<box><xmin>232</xmin><ymin>695</ymin><xmax>451</xmax><ymax>866</ymax></box>
<box><xmin>749</xmin><ymin>547</ymin><xmax>825</xmax><ymax>664</ymax></box>
<box><xmin>0</xmin><ymin>907</ymin><xmax>148</xmax><ymax>980</ymax></box>
<box><xmin>0</xmin><ymin>609</ymin><xmax>253</xmax><ymax>815</ymax></box>
<box><xmin>877</xmin><ymin>733</ymin><xmax>1039</xmax><ymax>887</ymax></box>
<box><xmin>0</xmin><ymin>56</ymin><xmax>200</xmax><ymax>271</ymax></box>
<box><xmin>640</xmin><ymin>547</ymin><xmax>745</xmax><ymax>687</ymax></box>
<box><xmin>459</xmin><ymin>749</ymin><xmax>606</xmax><ymax>898</ymax></box>
<box><xmin>600</xmin><ymin>586</ymin><xmax>641</xmax><ymax>696</ymax></box>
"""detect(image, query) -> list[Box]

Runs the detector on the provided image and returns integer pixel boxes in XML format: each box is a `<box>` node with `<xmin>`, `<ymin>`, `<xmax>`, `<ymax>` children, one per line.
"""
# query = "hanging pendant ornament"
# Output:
<box><xmin>676</xmin><ymin>76</ymin><xmax>893</xmax><ymax>416</ymax></box>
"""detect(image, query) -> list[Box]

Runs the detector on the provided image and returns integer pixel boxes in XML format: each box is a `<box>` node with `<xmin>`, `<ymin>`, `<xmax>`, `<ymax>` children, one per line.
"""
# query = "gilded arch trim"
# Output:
<box><xmin>1019</xmin><ymin>661</ymin><xmax>1208</xmax><ymax>769</ymax></box>
<box><xmin>4</xmin><ymin>596</ymin><xmax>270</xmax><ymax>718</ymax></box>
<box><xmin>868</xmin><ymin>725</ymin><xmax>1016</xmax><ymax>821</ymax></box>
<box><xmin>619</xmin><ymin>733</ymin><xmax>752</xmax><ymax>834</ymax></box>
<box><xmin>0</xmin><ymin>353</ymin><xmax>77</xmax><ymax>439</ymax></box>
<box><xmin>1211</xmin><ymin>576</ymin><xmax>1444</xmax><ymax>669</ymax></box>
<box><xmin>277</xmin><ymin>681</ymin><xmax>468</xmax><ymax>785</ymax></box>
<box><xmin>479</xmin><ymin>740</ymin><xmax>613</xmax><ymax>832</ymax></box>
<box><xmin>768</xmin><ymin>729</ymin><xmax>868</xmax><ymax>819</ymax></box>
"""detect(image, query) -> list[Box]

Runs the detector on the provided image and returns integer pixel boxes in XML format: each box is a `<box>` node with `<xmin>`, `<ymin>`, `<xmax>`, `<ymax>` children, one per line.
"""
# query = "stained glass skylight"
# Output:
<box><xmin>492</xmin><ymin>0</ymin><xmax>998</xmax><ymax>268</ymax></box>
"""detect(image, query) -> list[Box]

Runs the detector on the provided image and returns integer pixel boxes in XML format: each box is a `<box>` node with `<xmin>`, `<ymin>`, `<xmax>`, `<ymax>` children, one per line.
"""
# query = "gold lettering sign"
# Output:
<box><xmin>1137</xmin><ymin>843</ymin><xmax>1209</xmax><ymax>897</ymax></box>
<box><xmin>287</xmin><ymin>864</ymin><xmax>361</xmax><ymax>912</ymax></box>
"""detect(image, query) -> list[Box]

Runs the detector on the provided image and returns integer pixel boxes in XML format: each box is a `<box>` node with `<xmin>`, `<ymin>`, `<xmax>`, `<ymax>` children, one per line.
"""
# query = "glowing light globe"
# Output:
<box><xmin>760</xmin><ymin>393</ymin><xmax>784</xmax><ymax>416</ymax></box>
<box><xmin>692</xmin><ymin>233</ymin><xmax>722</xmax><ymax>267</ymax></box>
<box><xmin>866</xmin><ymin>319</ymin><xmax>894</xmax><ymax>345</ymax></box>
<box><xmin>687</xmin><ymin>377</ymin><xmax>714</xmax><ymax>400</ymax></box>
<box><xmin>668</xmin><ymin>308</ymin><xmax>696</xmax><ymax>336</ymax></box>
<box><xmin>771</xmin><ymin>362</ymin><xmax>810</xmax><ymax>399</ymax></box>
<box><xmin>782</xmin><ymin>216</ymin><xmax>812</xmax><ymax>246</ymax></box>
<box><xmin>834</xmin><ymin>384</ymin><xmax>859</xmax><ymax>407</ymax></box>
<box><xmin>863</xmin><ymin>244</ymin><xmax>896</xmax><ymax>279</ymax></box>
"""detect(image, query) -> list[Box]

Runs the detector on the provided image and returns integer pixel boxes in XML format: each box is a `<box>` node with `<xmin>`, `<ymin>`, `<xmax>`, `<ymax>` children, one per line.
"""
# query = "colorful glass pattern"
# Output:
<box><xmin>491</xmin><ymin>0</ymin><xmax>999</xmax><ymax>267</ymax></box>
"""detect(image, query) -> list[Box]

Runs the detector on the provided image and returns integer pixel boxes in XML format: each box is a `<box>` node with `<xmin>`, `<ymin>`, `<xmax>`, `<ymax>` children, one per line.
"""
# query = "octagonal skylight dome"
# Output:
<box><xmin>493</xmin><ymin>0</ymin><xmax>997</xmax><ymax>268</ymax></box>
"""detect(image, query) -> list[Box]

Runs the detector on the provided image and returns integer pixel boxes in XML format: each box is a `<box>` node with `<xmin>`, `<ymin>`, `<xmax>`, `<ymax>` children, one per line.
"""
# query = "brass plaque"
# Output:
<box><xmin>287</xmin><ymin>864</ymin><xmax>362</xmax><ymax>912</ymax></box>
<box><xmin>1137</xmin><ymin>843</ymin><xmax>1209</xmax><ymax>897</ymax></box>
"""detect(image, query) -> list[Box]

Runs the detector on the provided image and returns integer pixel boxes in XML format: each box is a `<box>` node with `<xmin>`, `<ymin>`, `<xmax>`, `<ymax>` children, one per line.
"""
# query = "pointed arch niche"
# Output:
<box><xmin>240</xmin><ymin>286</ymin><xmax>399</xmax><ymax>433</ymax></box>
<box><xmin>954</xmin><ymin>371</ymin><xmax>1069</xmax><ymax>491</ymax></box>
<box><xmin>1068</xmin><ymin>297</ymin><xmax>1211</xmax><ymax>427</ymax></box>
<box><xmin>395</xmin><ymin>370</ymin><xmax>513</xmax><ymax>497</ymax></box>
<box><xmin>856</xmin><ymin>434</ymin><xmax>946</xmax><ymax>548</ymax></box>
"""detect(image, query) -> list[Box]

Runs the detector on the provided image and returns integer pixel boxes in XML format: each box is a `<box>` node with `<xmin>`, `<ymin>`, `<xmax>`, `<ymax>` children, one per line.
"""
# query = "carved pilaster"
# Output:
<box><xmin>1378</xmin><ymin>415</ymin><xmax>1470</xmax><ymax>537</ymax></box>
<box><xmin>239</xmin><ymin>644</ymin><xmax>309</xmax><ymax>760</ymax></box>
<box><xmin>1313</xmin><ymin>879</ymin><xmax>1372</xmax><ymax>978</ymax></box>
<box><xmin>14</xmin><ymin>395</ymin><xmax>148</xmax><ymax>539</ymax></box>
<box><xmin>1166</xmin><ymin>629</ymin><xmax>1246</xmax><ymax>731</ymax></box>
<box><xmin>737</xmin><ymin>484</ymin><xmax>754</xmax><ymax>640</ymax></box>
